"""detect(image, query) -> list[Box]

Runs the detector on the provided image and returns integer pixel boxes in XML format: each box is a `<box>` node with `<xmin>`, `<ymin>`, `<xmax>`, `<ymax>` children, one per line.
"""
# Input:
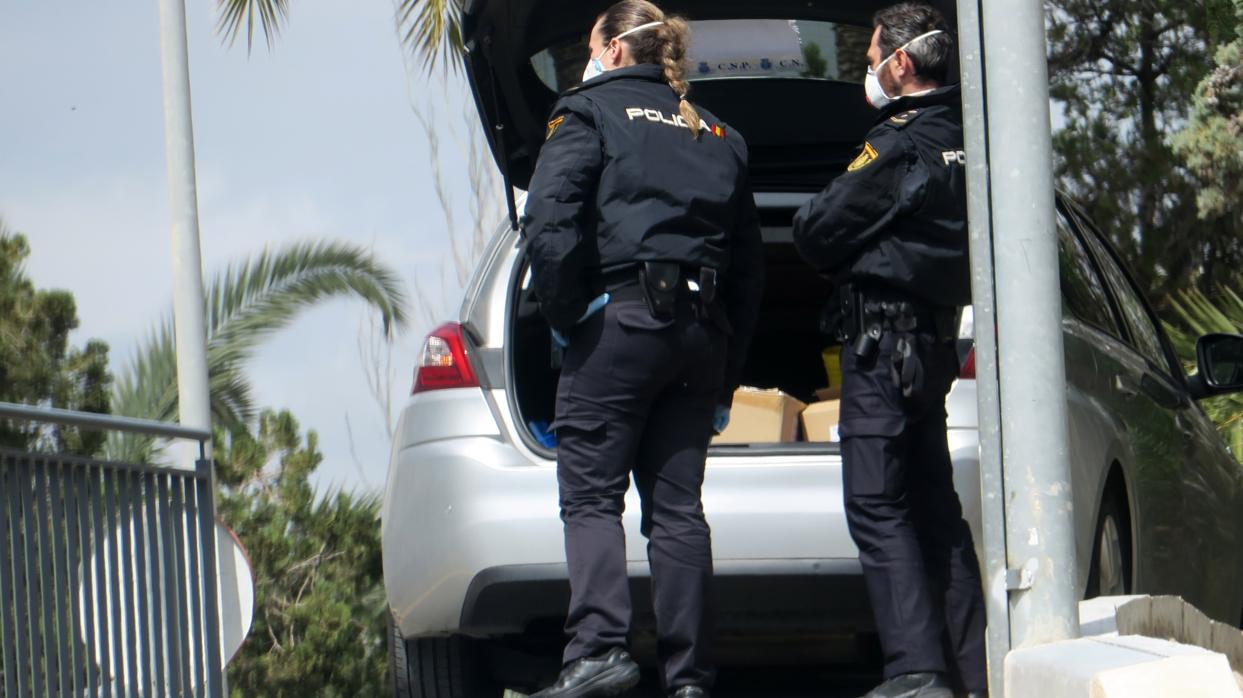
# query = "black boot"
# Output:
<box><xmin>531</xmin><ymin>648</ymin><xmax>641</xmax><ymax>698</ymax></box>
<box><xmin>669</xmin><ymin>687</ymin><xmax>709</xmax><ymax>698</ymax></box>
<box><xmin>861</xmin><ymin>673</ymin><xmax>953</xmax><ymax>698</ymax></box>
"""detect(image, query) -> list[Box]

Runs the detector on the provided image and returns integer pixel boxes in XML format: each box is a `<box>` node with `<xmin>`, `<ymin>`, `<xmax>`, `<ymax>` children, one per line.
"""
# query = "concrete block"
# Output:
<box><xmin>1146</xmin><ymin>595</ymin><xmax>1186</xmax><ymax>641</ymax></box>
<box><xmin>1212</xmin><ymin>621</ymin><xmax>1243</xmax><ymax>669</ymax></box>
<box><xmin>1111</xmin><ymin>595</ymin><xmax>1152</xmax><ymax>636</ymax></box>
<box><xmin>1005</xmin><ymin>635</ymin><xmax>1241</xmax><ymax>698</ymax></box>
<box><xmin>1074</xmin><ymin>594</ymin><xmax>1243</xmax><ymax>694</ymax></box>
<box><xmin>1078</xmin><ymin>596</ymin><xmax>1144</xmax><ymax>637</ymax></box>
<box><xmin>1183</xmin><ymin>602</ymin><xmax>1215</xmax><ymax>650</ymax></box>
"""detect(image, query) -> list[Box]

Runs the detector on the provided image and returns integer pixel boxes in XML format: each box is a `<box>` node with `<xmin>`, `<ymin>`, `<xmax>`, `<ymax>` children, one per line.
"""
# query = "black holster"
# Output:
<box><xmin>820</xmin><ymin>284</ymin><xmax>850</xmax><ymax>342</ymax></box>
<box><xmin>697</xmin><ymin>267</ymin><xmax>731</xmax><ymax>334</ymax></box>
<box><xmin>832</xmin><ymin>284</ymin><xmax>885</xmax><ymax>361</ymax></box>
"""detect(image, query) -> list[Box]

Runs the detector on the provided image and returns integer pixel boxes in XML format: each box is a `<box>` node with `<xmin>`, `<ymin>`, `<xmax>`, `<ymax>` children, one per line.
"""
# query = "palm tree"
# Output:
<box><xmin>216</xmin><ymin>0</ymin><xmax>464</xmax><ymax>73</ymax></box>
<box><xmin>1166</xmin><ymin>285</ymin><xmax>1243</xmax><ymax>459</ymax></box>
<box><xmin>109</xmin><ymin>240</ymin><xmax>408</xmax><ymax>462</ymax></box>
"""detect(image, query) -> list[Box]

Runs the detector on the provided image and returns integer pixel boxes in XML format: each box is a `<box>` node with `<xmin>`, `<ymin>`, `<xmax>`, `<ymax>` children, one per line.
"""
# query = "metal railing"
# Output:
<box><xmin>0</xmin><ymin>402</ymin><xmax>224</xmax><ymax>698</ymax></box>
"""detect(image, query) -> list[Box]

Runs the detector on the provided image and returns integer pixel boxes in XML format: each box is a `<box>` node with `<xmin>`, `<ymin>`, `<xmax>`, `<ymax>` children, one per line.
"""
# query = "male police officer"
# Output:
<box><xmin>792</xmin><ymin>4</ymin><xmax>986</xmax><ymax>698</ymax></box>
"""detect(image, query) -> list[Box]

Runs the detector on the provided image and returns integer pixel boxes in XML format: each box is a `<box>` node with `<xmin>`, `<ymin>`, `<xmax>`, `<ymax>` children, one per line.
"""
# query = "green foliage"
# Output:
<box><xmin>1165</xmin><ymin>284</ymin><xmax>1243</xmax><ymax>458</ymax></box>
<box><xmin>216</xmin><ymin>0</ymin><xmax>289</xmax><ymax>52</ymax></box>
<box><xmin>1171</xmin><ymin>1</ymin><xmax>1243</xmax><ymax>220</ymax></box>
<box><xmin>109</xmin><ymin>240</ymin><xmax>408</xmax><ymax>463</ymax></box>
<box><xmin>397</xmin><ymin>0</ymin><xmax>465</xmax><ymax>75</ymax></box>
<box><xmin>0</xmin><ymin>220</ymin><xmax>111</xmax><ymax>455</ymax></box>
<box><xmin>215</xmin><ymin>410</ymin><xmax>387</xmax><ymax>697</ymax></box>
<box><xmin>1046</xmin><ymin>0</ymin><xmax>1243</xmax><ymax>301</ymax></box>
<box><xmin>216</xmin><ymin>0</ymin><xmax>464</xmax><ymax>73</ymax></box>
<box><xmin>801</xmin><ymin>43</ymin><xmax>829</xmax><ymax>79</ymax></box>
<box><xmin>96</xmin><ymin>239</ymin><xmax>406</xmax><ymax>689</ymax></box>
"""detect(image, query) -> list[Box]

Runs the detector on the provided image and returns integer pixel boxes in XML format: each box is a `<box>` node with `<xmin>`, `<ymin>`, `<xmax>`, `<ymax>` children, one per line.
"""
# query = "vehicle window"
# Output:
<box><xmin>1056</xmin><ymin>213</ymin><xmax>1120</xmax><ymax>336</ymax></box>
<box><xmin>530</xmin><ymin>19</ymin><xmax>874</xmax><ymax>94</ymax></box>
<box><xmin>1078</xmin><ymin>225</ymin><xmax>1175</xmax><ymax>375</ymax></box>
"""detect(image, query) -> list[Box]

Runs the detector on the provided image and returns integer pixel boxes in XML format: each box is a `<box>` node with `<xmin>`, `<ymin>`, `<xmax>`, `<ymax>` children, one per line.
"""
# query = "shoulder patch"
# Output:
<box><xmin>847</xmin><ymin>141</ymin><xmax>880</xmax><ymax>172</ymax></box>
<box><xmin>545</xmin><ymin>115</ymin><xmax>566</xmax><ymax>141</ymax></box>
<box><xmin>711</xmin><ymin>123</ymin><xmax>726</xmax><ymax>139</ymax></box>
<box><xmin>886</xmin><ymin>109</ymin><xmax>921</xmax><ymax>128</ymax></box>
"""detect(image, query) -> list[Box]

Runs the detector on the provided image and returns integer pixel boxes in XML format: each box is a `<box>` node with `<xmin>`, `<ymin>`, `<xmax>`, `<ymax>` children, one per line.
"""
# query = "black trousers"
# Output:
<box><xmin>838</xmin><ymin>330</ymin><xmax>987</xmax><ymax>693</ymax></box>
<box><xmin>551</xmin><ymin>297</ymin><xmax>725</xmax><ymax>690</ymax></box>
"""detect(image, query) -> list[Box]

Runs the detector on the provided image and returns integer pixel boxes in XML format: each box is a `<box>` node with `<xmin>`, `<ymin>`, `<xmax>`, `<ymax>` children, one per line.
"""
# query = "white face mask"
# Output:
<box><xmin>581</xmin><ymin>20</ymin><xmax>664</xmax><ymax>83</ymax></box>
<box><xmin>864</xmin><ymin>29</ymin><xmax>945</xmax><ymax>109</ymax></box>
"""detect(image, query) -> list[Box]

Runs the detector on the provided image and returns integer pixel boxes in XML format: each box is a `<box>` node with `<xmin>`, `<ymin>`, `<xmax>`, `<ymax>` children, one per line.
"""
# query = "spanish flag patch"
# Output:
<box><xmin>711</xmin><ymin>124</ymin><xmax>726</xmax><ymax>139</ymax></box>
<box><xmin>545</xmin><ymin>115</ymin><xmax>566</xmax><ymax>141</ymax></box>
<box><xmin>847</xmin><ymin>141</ymin><xmax>879</xmax><ymax>172</ymax></box>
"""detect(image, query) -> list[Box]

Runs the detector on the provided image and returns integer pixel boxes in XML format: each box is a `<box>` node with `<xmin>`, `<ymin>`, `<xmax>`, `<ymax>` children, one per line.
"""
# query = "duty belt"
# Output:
<box><xmin>594</xmin><ymin>262</ymin><xmax>719</xmax><ymax>321</ymax></box>
<box><xmin>833</xmin><ymin>284</ymin><xmax>959</xmax><ymax>399</ymax></box>
<box><xmin>836</xmin><ymin>286</ymin><xmax>957</xmax><ymax>349</ymax></box>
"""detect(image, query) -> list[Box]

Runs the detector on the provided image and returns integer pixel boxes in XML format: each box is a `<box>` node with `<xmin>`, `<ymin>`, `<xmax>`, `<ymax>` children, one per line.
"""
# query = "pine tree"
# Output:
<box><xmin>1171</xmin><ymin>0</ymin><xmax>1243</xmax><ymax>223</ymax></box>
<box><xmin>1047</xmin><ymin>0</ymin><xmax>1243</xmax><ymax>301</ymax></box>
<box><xmin>215</xmin><ymin>410</ymin><xmax>387</xmax><ymax>697</ymax></box>
<box><xmin>0</xmin><ymin>220</ymin><xmax>111</xmax><ymax>455</ymax></box>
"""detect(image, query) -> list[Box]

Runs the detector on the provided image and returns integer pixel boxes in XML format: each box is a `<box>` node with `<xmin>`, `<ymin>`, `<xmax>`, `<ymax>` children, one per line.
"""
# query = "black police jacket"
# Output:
<box><xmin>523</xmin><ymin>63</ymin><xmax>765</xmax><ymax>402</ymax></box>
<box><xmin>791</xmin><ymin>84</ymin><xmax>970</xmax><ymax>308</ymax></box>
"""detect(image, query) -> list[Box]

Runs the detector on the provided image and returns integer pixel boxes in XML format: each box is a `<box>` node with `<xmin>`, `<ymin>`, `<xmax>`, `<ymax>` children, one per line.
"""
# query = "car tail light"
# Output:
<box><xmin>960</xmin><ymin>346</ymin><xmax>976</xmax><ymax>380</ymax></box>
<box><xmin>412</xmin><ymin>323</ymin><xmax>479</xmax><ymax>394</ymax></box>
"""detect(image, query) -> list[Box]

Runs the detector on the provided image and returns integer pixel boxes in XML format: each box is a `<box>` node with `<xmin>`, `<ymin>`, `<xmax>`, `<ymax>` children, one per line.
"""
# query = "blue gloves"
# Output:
<box><xmin>551</xmin><ymin>293</ymin><xmax>611</xmax><ymax>349</ymax></box>
<box><xmin>581</xmin><ymin>292</ymin><xmax>611</xmax><ymax>321</ymax></box>
<box><xmin>528</xmin><ymin>420</ymin><xmax>558</xmax><ymax>448</ymax></box>
<box><xmin>713</xmin><ymin>405</ymin><xmax>731</xmax><ymax>434</ymax></box>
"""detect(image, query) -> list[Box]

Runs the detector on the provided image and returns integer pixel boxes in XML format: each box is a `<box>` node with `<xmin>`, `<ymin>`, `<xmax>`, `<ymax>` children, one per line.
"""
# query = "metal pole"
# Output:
<box><xmin>977</xmin><ymin>0</ymin><xmax>1081</xmax><ymax>647</ymax></box>
<box><xmin>156</xmin><ymin>0</ymin><xmax>212</xmax><ymax>442</ymax></box>
<box><xmin>156</xmin><ymin>2</ymin><xmax>225</xmax><ymax>694</ymax></box>
<box><xmin>196</xmin><ymin>456</ymin><xmax>226</xmax><ymax>696</ymax></box>
<box><xmin>0</xmin><ymin>402</ymin><xmax>211</xmax><ymax>444</ymax></box>
<box><xmin>954</xmin><ymin>1</ymin><xmax>1011</xmax><ymax>694</ymax></box>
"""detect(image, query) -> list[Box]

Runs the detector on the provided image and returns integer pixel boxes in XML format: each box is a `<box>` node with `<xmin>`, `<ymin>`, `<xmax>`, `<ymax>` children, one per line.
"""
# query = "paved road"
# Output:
<box><xmin>508</xmin><ymin>666</ymin><xmax>880</xmax><ymax>698</ymax></box>
<box><xmin>646</xmin><ymin>667</ymin><xmax>876</xmax><ymax>697</ymax></box>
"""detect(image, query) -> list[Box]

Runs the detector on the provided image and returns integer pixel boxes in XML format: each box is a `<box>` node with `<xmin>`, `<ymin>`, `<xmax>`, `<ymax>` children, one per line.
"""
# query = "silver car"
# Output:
<box><xmin>382</xmin><ymin>3</ymin><xmax>1243</xmax><ymax>696</ymax></box>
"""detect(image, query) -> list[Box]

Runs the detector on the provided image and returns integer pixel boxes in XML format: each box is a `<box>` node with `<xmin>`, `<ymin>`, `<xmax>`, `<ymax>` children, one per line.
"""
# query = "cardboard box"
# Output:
<box><xmin>814</xmin><ymin>386</ymin><xmax>842</xmax><ymax>403</ymax></box>
<box><xmin>802</xmin><ymin>398</ymin><xmax>842</xmax><ymax>442</ymax></box>
<box><xmin>712</xmin><ymin>387</ymin><xmax>807</xmax><ymax>444</ymax></box>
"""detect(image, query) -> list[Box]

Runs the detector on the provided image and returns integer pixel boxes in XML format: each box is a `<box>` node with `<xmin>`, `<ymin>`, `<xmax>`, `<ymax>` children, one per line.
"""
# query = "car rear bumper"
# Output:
<box><xmin>382</xmin><ymin>393</ymin><xmax>983</xmax><ymax>640</ymax></box>
<box><xmin>461</xmin><ymin>559</ymin><xmax>873</xmax><ymax>638</ymax></box>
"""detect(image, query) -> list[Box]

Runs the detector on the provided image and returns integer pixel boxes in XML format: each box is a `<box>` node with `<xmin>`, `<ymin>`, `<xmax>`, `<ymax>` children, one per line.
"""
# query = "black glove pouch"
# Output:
<box><xmin>640</xmin><ymin>261</ymin><xmax>681</xmax><ymax>321</ymax></box>
<box><xmin>889</xmin><ymin>333</ymin><xmax>926</xmax><ymax>401</ymax></box>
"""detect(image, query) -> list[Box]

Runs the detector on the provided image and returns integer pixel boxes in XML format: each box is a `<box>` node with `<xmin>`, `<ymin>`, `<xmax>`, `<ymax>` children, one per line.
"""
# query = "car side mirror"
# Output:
<box><xmin>1189</xmin><ymin>333</ymin><xmax>1243</xmax><ymax>400</ymax></box>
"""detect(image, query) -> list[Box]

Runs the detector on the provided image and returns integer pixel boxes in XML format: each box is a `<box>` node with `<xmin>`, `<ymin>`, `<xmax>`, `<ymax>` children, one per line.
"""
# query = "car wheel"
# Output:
<box><xmin>389</xmin><ymin>611</ymin><xmax>496</xmax><ymax>698</ymax></box>
<box><xmin>1085</xmin><ymin>490</ymin><xmax>1132</xmax><ymax>598</ymax></box>
<box><xmin>389</xmin><ymin>612</ymin><xmax>413</xmax><ymax>697</ymax></box>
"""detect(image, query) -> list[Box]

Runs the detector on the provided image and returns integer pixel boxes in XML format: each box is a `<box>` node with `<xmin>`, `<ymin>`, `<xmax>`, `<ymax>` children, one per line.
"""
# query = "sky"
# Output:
<box><xmin>1</xmin><ymin>1</ymin><xmax>487</xmax><ymax>492</ymax></box>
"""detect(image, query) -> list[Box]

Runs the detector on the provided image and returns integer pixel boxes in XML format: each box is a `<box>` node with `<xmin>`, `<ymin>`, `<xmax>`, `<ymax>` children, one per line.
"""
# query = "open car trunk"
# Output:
<box><xmin>510</xmin><ymin>197</ymin><xmax>845</xmax><ymax>454</ymax></box>
<box><xmin>463</xmin><ymin>0</ymin><xmax>959</xmax><ymax>193</ymax></box>
<box><xmin>465</xmin><ymin>0</ymin><xmax>963</xmax><ymax>453</ymax></box>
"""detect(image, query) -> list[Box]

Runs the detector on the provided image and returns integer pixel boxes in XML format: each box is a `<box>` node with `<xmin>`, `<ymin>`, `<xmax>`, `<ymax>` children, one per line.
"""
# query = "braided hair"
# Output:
<box><xmin>597</xmin><ymin>1</ymin><xmax>702</xmax><ymax>138</ymax></box>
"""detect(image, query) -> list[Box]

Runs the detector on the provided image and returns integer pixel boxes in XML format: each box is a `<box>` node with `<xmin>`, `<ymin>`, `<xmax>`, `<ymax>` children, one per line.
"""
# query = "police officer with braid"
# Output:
<box><xmin>523</xmin><ymin>2</ymin><xmax>764</xmax><ymax>697</ymax></box>
<box><xmin>792</xmin><ymin>4</ymin><xmax>986</xmax><ymax>698</ymax></box>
